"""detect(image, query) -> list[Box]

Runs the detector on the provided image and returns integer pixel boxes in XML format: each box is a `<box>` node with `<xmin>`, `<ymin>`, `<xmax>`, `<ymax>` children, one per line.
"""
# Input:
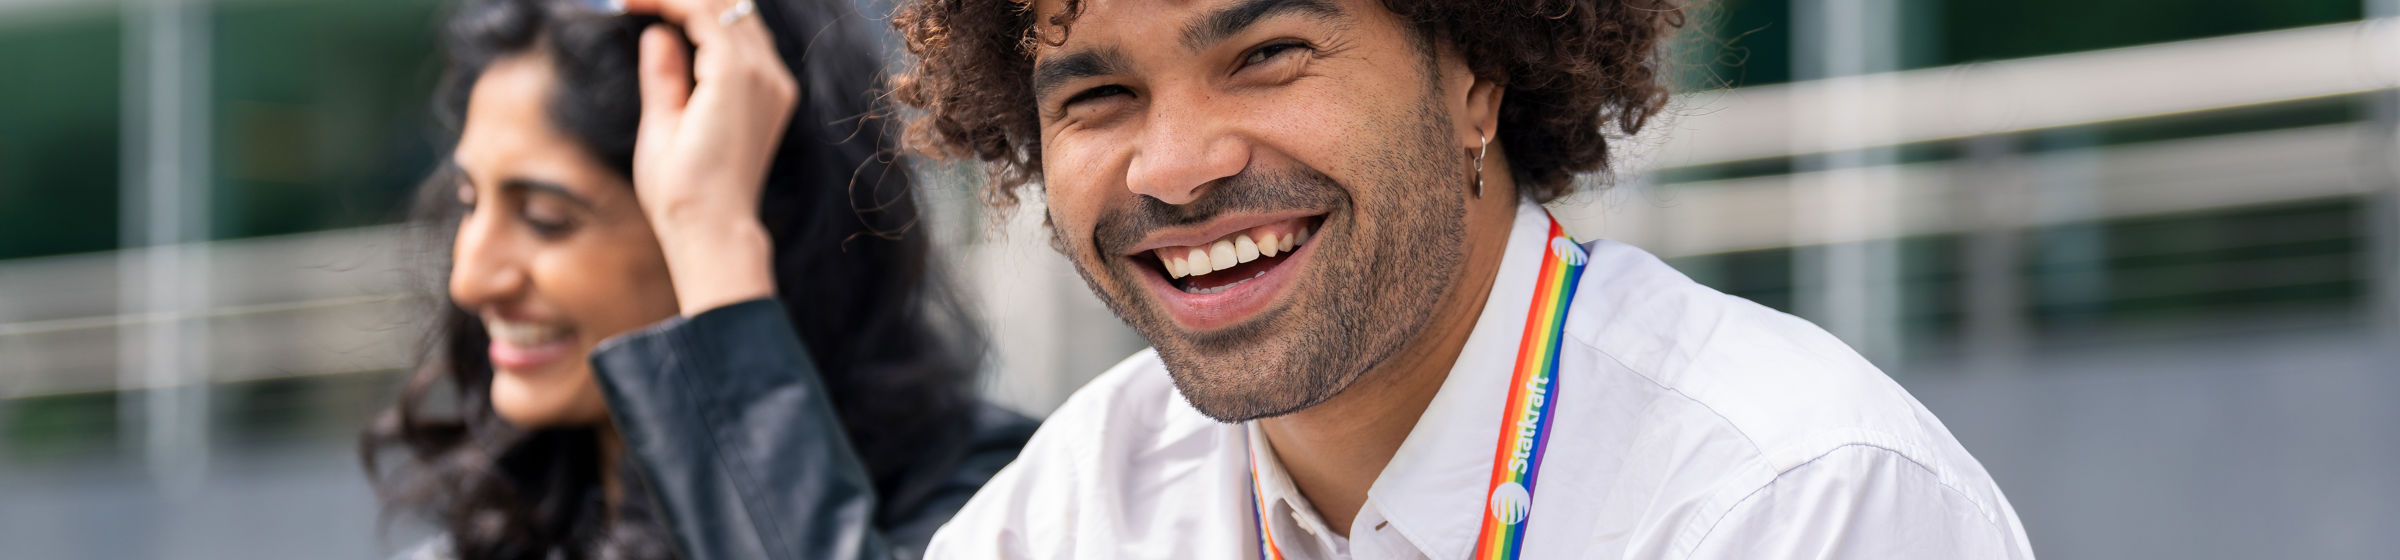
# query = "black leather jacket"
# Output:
<box><xmin>590</xmin><ymin>298</ymin><xmax>1034</xmax><ymax>560</ymax></box>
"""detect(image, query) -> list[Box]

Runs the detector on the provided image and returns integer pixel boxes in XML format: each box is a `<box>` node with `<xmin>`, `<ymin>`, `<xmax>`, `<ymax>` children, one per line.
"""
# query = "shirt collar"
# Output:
<box><xmin>1246</xmin><ymin>421</ymin><xmax>1350</xmax><ymax>555</ymax></box>
<box><xmin>1362</xmin><ymin>199</ymin><xmax>1562</xmax><ymax>559</ymax></box>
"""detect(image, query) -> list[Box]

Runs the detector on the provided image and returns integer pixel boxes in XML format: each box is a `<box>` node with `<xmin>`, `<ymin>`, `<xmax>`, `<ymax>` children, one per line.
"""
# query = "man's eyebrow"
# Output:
<box><xmin>1031</xmin><ymin>47</ymin><xmax>1134</xmax><ymax>102</ymax></box>
<box><xmin>1181</xmin><ymin>0</ymin><xmax>1342</xmax><ymax>53</ymax></box>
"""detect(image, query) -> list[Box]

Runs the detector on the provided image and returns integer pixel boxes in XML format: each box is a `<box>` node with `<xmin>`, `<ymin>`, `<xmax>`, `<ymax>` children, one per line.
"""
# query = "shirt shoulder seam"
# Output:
<box><xmin>1579</xmin><ymin>337</ymin><xmax>1772</xmax><ymax>460</ymax></box>
<box><xmin>1673</xmin><ymin>442</ymin><xmax>2013</xmax><ymax>559</ymax></box>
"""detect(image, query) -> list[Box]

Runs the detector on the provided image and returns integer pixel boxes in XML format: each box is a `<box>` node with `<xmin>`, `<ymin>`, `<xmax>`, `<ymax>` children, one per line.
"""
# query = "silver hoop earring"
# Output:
<box><xmin>1472</xmin><ymin>131</ymin><xmax>1490</xmax><ymax>199</ymax></box>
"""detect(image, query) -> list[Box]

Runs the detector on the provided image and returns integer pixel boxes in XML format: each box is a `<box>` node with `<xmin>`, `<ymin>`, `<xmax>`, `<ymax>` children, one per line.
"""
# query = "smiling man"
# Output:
<box><xmin>893</xmin><ymin>0</ymin><xmax>2034</xmax><ymax>557</ymax></box>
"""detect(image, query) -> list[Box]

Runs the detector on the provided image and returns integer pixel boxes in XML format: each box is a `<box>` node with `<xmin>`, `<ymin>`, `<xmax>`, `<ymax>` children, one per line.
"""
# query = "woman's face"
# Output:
<box><xmin>449</xmin><ymin>50</ymin><xmax>681</xmax><ymax>428</ymax></box>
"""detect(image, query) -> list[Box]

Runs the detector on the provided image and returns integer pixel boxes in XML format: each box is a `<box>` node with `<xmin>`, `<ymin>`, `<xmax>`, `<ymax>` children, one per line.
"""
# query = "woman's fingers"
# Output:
<box><xmin>635</xmin><ymin>24</ymin><xmax>691</xmax><ymax>159</ymax></box>
<box><xmin>620</xmin><ymin>0</ymin><xmax>782</xmax><ymax>98</ymax></box>
<box><xmin>618</xmin><ymin>0</ymin><xmax>787</xmax><ymax>314</ymax></box>
<box><xmin>623</xmin><ymin>0</ymin><xmax>795</xmax><ymax>214</ymax></box>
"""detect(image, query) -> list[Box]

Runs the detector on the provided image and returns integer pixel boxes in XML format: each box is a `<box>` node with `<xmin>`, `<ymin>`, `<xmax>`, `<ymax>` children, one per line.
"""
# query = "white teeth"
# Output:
<box><xmin>1160</xmin><ymin>251</ymin><xmax>1187</xmax><ymax>278</ymax></box>
<box><xmin>486</xmin><ymin>319</ymin><xmax>566</xmax><ymax>345</ymax></box>
<box><xmin>1158</xmin><ymin>223</ymin><xmax>1316</xmax><ymax>282</ymax></box>
<box><xmin>1209</xmin><ymin>241</ymin><xmax>1237</xmax><ymax>270</ymax></box>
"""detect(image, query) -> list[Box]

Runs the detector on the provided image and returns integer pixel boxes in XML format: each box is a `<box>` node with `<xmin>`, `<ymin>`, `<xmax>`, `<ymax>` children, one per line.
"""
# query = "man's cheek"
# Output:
<box><xmin>1051</xmin><ymin>217</ymin><xmax>1107</xmax><ymax>275</ymax></box>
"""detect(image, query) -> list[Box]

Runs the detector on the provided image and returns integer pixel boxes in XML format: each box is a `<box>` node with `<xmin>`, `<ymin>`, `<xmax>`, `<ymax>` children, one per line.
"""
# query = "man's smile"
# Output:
<box><xmin>1122</xmin><ymin>212</ymin><xmax>1328</xmax><ymax>331</ymax></box>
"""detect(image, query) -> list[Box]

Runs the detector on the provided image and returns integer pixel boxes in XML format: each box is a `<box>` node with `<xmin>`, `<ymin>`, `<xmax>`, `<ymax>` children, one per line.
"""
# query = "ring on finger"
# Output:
<box><xmin>717</xmin><ymin>0</ymin><xmax>756</xmax><ymax>25</ymax></box>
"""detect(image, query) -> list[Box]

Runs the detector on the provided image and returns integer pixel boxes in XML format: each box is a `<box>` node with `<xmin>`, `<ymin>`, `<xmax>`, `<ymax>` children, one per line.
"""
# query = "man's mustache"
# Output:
<box><xmin>1092</xmin><ymin>168</ymin><xmax>1344</xmax><ymax>256</ymax></box>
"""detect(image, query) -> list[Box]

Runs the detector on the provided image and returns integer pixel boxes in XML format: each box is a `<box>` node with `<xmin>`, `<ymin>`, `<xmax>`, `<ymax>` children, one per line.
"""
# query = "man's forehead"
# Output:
<box><xmin>1026</xmin><ymin>0</ymin><xmax>1345</xmax><ymax>54</ymax></box>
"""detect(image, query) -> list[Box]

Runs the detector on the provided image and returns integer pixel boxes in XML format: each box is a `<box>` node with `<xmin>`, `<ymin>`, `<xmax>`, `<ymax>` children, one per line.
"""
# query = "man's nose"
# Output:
<box><xmin>1123</xmin><ymin>91</ymin><xmax>1247</xmax><ymax>206</ymax></box>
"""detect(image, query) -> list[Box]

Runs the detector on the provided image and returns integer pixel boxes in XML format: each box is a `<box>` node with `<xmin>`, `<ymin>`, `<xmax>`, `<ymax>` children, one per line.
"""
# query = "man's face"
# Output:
<box><xmin>1030</xmin><ymin>0</ymin><xmax>1479</xmax><ymax>421</ymax></box>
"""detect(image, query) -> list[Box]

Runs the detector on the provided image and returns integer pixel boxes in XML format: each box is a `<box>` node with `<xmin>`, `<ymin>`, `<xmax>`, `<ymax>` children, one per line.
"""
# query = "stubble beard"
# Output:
<box><xmin>1064</xmin><ymin>101</ymin><xmax>1473</xmax><ymax>423</ymax></box>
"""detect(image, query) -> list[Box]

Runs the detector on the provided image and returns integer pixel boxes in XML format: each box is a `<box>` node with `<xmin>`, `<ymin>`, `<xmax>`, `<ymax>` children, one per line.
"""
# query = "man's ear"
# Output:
<box><xmin>1459</xmin><ymin>77</ymin><xmax>1504</xmax><ymax>149</ymax></box>
<box><xmin>1437</xmin><ymin>46</ymin><xmax>1504</xmax><ymax>150</ymax></box>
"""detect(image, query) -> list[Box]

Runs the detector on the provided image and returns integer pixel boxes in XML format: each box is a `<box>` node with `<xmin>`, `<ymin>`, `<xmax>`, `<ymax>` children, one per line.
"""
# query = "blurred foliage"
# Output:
<box><xmin>2</xmin><ymin>371</ymin><xmax>405</xmax><ymax>463</ymax></box>
<box><xmin>1</xmin><ymin>391</ymin><xmax>120</xmax><ymax>460</ymax></box>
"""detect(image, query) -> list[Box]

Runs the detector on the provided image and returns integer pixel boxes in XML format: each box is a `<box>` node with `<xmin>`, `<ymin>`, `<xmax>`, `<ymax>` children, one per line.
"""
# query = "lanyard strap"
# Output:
<box><xmin>1250</xmin><ymin>219</ymin><xmax>1587</xmax><ymax>560</ymax></box>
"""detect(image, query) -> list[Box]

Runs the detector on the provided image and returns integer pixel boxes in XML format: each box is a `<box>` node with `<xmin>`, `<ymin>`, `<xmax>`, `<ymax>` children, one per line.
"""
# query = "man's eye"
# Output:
<box><xmin>1064</xmin><ymin>84</ymin><xmax>1131</xmax><ymax>107</ymax></box>
<box><xmin>1241</xmin><ymin>42</ymin><xmax>1306</xmax><ymax>67</ymax></box>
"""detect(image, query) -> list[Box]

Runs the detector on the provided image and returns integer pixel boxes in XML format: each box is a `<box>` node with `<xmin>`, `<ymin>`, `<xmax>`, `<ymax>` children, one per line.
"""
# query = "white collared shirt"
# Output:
<box><xmin>929</xmin><ymin>201</ymin><xmax>2035</xmax><ymax>559</ymax></box>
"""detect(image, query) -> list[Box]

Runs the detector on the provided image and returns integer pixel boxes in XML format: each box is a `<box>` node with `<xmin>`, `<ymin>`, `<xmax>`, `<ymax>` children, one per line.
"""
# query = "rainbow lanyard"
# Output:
<box><xmin>1248</xmin><ymin>218</ymin><xmax>1587</xmax><ymax>560</ymax></box>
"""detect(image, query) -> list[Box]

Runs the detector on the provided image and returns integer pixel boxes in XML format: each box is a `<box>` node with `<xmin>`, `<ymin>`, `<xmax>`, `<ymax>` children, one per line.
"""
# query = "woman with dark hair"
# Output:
<box><xmin>359</xmin><ymin>0</ymin><xmax>1031</xmax><ymax>558</ymax></box>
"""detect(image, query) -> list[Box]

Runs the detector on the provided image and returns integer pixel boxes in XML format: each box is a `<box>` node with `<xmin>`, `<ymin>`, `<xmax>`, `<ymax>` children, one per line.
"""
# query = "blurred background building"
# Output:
<box><xmin>1</xmin><ymin>0</ymin><xmax>2395</xmax><ymax>557</ymax></box>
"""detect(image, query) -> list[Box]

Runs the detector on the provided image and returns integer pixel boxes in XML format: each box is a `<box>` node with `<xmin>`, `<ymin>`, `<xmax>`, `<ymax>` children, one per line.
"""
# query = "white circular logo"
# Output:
<box><xmin>1488</xmin><ymin>481</ymin><xmax>1532</xmax><ymax>525</ymax></box>
<box><xmin>1549</xmin><ymin>237</ymin><xmax>1587</xmax><ymax>266</ymax></box>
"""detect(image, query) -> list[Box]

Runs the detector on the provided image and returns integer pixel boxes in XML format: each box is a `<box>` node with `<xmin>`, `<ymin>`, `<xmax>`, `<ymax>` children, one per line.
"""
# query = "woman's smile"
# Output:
<box><xmin>484</xmin><ymin>316</ymin><xmax>579</xmax><ymax>374</ymax></box>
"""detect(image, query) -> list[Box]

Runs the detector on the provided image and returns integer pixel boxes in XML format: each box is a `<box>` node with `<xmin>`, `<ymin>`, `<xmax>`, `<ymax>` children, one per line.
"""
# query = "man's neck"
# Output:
<box><xmin>1258</xmin><ymin>190</ymin><xmax>1520</xmax><ymax>537</ymax></box>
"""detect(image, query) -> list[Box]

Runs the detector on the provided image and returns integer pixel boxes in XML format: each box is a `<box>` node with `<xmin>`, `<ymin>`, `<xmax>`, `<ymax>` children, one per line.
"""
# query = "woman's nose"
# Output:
<box><xmin>447</xmin><ymin>210</ymin><xmax>530</xmax><ymax>310</ymax></box>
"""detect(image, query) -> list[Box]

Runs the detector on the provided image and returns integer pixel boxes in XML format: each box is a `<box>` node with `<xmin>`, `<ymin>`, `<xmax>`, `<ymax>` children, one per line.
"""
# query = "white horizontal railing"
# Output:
<box><xmin>0</xmin><ymin>226</ymin><xmax>427</xmax><ymax>398</ymax></box>
<box><xmin>1566</xmin><ymin>123</ymin><xmax>2388</xmax><ymax>257</ymax></box>
<box><xmin>1639</xmin><ymin>18</ymin><xmax>2400</xmax><ymax>169</ymax></box>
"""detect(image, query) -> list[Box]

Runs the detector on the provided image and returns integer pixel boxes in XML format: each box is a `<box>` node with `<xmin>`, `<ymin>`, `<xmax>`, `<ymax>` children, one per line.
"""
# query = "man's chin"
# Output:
<box><xmin>1153</xmin><ymin>346</ymin><xmax>1349</xmax><ymax>423</ymax></box>
<box><xmin>1168</xmin><ymin>374</ymin><xmax>1325</xmax><ymax>423</ymax></box>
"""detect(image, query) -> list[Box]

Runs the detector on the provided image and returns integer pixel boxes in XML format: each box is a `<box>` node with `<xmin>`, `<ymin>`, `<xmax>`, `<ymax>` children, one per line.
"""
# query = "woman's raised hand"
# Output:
<box><xmin>623</xmin><ymin>0</ymin><xmax>795</xmax><ymax>316</ymax></box>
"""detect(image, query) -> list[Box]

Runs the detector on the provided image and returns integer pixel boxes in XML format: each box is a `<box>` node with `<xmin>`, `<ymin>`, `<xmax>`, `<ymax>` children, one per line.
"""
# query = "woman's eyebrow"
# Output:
<box><xmin>499</xmin><ymin>177</ymin><xmax>597</xmax><ymax>210</ymax></box>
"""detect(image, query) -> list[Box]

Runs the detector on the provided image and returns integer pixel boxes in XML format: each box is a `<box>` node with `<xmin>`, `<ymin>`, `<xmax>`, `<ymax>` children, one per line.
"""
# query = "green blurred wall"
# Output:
<box><xmin>0</xmin><ymin>0</ymin><xmax>442</xmax><ymax>261</ymax></box>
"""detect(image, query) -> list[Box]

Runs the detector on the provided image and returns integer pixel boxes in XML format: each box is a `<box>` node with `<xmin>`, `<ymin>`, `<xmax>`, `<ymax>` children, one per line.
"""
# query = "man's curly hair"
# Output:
<box><xmin>890</xmin><ymin>0</ymin><xmax>1684</xmax><ymax>209</ymax></box>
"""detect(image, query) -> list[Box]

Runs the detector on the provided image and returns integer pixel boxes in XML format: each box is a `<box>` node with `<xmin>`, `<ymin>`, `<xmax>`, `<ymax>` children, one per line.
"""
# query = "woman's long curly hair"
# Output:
<box><xmin>360</xmin><ymin>1</ymin><xmax>985</xmax><ymax>558</ymax></box>
<box><xmin>888</xmin><ymin>0</ymin><xmax>1685</xmax><ymax>209</ymax></box>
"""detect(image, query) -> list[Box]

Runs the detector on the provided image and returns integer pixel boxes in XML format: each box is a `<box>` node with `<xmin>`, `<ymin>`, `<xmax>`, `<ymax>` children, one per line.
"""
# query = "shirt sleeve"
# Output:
<box><xmin>590</xmin><ymin>298</ymin><xmax>893</xmax><ymax>560</ymax></box>
<box><xmin>1683</xmin><ymin>445</ymin><xmax>2033</xmax><ymax>560</ymax></box>
<box><xmin>923</xmin><ymin>396</ymin><xmax>1098</xmax><ymax>560</ymax></box>
<box><xmin>921</xmin><ymin>455</ymin><xmax>1048</xmax><ymax>560</ymax></box>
